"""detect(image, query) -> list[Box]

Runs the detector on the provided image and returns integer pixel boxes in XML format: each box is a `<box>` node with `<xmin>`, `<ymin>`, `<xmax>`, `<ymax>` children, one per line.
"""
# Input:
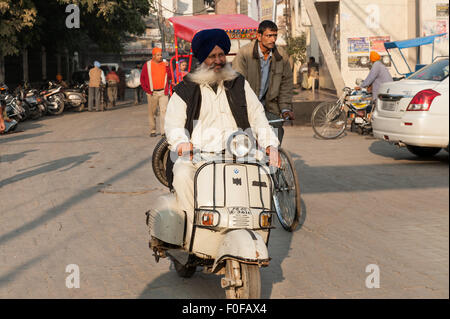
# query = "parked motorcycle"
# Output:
<box><xmin>61</xmin><ymin>82</ymin><xmax>88</xmax><ymax>112</ymax></box>
<box><xmin>1</xmin><ymin>84</ymin><xmax>28</xmax><ymax>122</ymax></box>
<box><xmin>311</xmin><ymin>80</ymin><xmax>374</xmax><ymax>139</ymax></box>
<box><xmin>20</xmin><ymin>88</ymin><xmax>46</xmax><ymax>119</ymax></box>
<box><xmin>146</xmin><ymin>131</ymin><xmax>275</xmax><ymax>299</ymax></box>
<box><xmin>40</xmin><ymin>81</ymin><xmax>65</xmax><ymax>115</ymax></box>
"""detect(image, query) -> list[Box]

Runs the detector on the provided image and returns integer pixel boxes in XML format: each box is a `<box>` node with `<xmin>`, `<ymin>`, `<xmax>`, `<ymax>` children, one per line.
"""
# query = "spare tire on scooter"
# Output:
<box><xmin>152</xmin><ymin>136</ymin><xmax>172</xmax><ymax>188</ymax></box>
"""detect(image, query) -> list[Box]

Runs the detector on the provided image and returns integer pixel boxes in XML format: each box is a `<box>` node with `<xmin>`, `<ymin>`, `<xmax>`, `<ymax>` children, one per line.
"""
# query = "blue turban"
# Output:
<box><xmin>94</xmin><ymin>61</ymin><xmax>101</xmax><ymax>68</ymax></box>
<box><xmin>191</xmin><ymin>29</ymin><xmax>231</xmax><ymax>64</ymax></box>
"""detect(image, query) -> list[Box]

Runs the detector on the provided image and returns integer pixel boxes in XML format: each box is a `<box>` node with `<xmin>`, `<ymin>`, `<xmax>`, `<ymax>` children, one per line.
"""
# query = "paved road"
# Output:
<box><xmin>0</xmin><ymin>103</ymin><xmax>448</xmax><ymax>298</ymax></box>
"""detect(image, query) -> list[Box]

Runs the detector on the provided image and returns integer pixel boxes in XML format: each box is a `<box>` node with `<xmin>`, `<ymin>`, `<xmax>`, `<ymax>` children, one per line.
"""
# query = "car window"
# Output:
<box><xmin>407</xmin><ymin>59</ymin><xmax>449</xmax><ymax>81</ymax></box>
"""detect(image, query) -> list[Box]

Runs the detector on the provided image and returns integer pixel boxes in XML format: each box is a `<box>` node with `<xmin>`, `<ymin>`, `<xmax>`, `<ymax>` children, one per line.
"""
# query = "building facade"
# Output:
<box><xmin>291</xmin><ymin>0</ymin><xmax>449</xmax><ymax>90</ymax></box>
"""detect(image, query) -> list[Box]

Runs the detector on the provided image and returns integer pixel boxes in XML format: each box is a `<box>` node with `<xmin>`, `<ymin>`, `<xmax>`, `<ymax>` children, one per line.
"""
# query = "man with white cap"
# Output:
<box><xmin>164</xmin><ymin>29</ymin><xmax>280</xmax><ymax>248</ymax></box>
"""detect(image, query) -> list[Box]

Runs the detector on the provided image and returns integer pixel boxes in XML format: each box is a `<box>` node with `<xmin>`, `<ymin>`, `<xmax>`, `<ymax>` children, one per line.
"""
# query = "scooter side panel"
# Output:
<box><xmin>148</xmin><ymin>194</ymin><xmax>185</xmax><ymax>246</ymax></box>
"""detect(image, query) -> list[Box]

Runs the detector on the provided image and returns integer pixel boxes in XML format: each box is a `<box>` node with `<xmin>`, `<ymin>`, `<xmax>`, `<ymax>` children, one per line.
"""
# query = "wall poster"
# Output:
<box><xmin>348</xmin><ymin>36</ymin><xmax>391</xmax><ymax>69</ymax></box>
<box><xmin>436</xmin><ymin>3</ymin><xmax>449</xmax><ymax>17</ymax></box>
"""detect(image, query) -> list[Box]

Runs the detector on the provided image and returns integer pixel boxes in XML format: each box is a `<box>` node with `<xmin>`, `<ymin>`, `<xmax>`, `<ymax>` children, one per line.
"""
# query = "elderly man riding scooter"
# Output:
<box><xmin>165</xmin><ymin>28</ymin><xmax>281</xmax><ymax>247</ymax></box>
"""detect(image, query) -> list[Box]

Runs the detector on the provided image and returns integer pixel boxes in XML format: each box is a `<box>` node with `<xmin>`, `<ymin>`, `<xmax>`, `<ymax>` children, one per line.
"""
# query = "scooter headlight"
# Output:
<box><xmin>227</xmin><ymin>131</ymin><xmax>254</xmax><ymax>158</ymax></box>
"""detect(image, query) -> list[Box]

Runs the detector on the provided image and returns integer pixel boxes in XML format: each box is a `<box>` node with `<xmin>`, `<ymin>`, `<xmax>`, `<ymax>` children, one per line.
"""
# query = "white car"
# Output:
<box><xmin>372</xmin><ymin>58</ymin><xmax>449</xmax><ymax>157</ymax></box>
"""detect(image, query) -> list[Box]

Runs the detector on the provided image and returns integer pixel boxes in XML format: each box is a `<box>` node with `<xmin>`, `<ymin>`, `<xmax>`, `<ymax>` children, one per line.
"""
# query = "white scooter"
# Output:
<box><xmin>145</xmin><ymin>131</ymin><xmax>275</xmax><ymax>299</ymax></box>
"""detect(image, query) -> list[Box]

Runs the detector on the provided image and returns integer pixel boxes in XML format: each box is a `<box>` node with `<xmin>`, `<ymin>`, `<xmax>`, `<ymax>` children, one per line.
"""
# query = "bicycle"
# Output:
<box><xmin>151</xmin><ymin>119</ymin><xmax>302</xmax><ymax>232</ymax></box>
<box><xmin>311</xmin><ymin>87</ymin><xmax>373</xmax><ymax>139</ymax></box>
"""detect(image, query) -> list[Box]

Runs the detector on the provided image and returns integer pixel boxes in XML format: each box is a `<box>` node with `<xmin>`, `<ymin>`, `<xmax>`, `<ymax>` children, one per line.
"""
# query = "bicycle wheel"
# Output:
<box><xmin>272</xmin><ymin>148</ymin><xmax>301</xmax><ymax>232</ymax></box>
<box><xmin>152</xmin><ymin>136</ymin><xmax>170</xmax><ymax>187</ymax></box>
<box><xmin>311</xmin><ymin>101</ymin><xmax>347</xmax><ymax>139</ymax></box>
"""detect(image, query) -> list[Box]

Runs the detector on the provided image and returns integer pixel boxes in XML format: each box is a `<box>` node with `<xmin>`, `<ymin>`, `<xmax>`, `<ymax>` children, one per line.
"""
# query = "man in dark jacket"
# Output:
<box><xmin>232</xmin><ymin>20</ymin><xmax>295</xmax><ymax>144</ymax></box>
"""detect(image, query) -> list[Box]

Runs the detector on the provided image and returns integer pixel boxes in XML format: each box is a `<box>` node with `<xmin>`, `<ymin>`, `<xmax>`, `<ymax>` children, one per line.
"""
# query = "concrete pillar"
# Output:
<box><xmin>304</xmin><ymin>0</ymin><xmax>345</xmax><ymax>94</ymax></box>
<box><xmin>65</xmin><ymin>48</ymin><xmax>70</xmax><ymax>81</ymax></box>
<box><xmin>0</xmin><ymin>55</ymin><xmax>4</xmax><ymax>84</ymax></box>
<box><xmin>41</xmin><ymin>46</ymin><xmax>47</xmax><ymax>80</ymax></box>
<box><xmin>22</xmin><ymin>48</ymin><xmax>29</xmax><ymax>83</ymax></box>
<box><xmin>56</xmin><ymin>53</ymin><xmax>62</xmax><ymax>76</ymax></box>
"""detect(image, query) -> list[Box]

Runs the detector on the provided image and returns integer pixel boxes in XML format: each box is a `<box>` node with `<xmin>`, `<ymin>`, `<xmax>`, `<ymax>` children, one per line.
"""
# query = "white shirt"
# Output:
<box><xmin>101</xmin><ymin>71</ymin><xmax>106</xmax><ymax>85</ymax></box>
<box><xmin>165</xmin><ymin>80</ymin><xmax>279</xmax><ymax>153</ymax></box>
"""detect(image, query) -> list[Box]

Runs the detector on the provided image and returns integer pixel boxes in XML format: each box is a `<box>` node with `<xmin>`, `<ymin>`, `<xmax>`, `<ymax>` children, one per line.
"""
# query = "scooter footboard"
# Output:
<box><xmin>212</xmin><ymin>229</ymin><xmax>269</xmax><ymax>272</ymax></box>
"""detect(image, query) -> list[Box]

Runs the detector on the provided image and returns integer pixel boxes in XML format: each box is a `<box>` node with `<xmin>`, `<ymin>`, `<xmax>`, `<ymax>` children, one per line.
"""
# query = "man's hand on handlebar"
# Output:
<box><xmin>281</xmin><ymin>110</ymin><xmax>295</xmax><ymax>120</ymax></box>
<box><xmin>266</xmin><ymin>146</ymin><xmax>281</xmax><ymax>168</ymax></box>
<box><xmin>177</xmin><ymin>142</ymin><xmax>193</xmax><ymax>160</ymax></box>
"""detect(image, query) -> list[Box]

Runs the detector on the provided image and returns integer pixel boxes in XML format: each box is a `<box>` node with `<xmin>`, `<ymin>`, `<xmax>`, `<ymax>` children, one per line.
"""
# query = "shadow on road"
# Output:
<box><xmin>0</xmin><ymin>131</ymin><xmax>51</xmax><ymax>144</ymax></box>
<box><xmin>290</xmin><ymin>147</ymin><xmax>448</xmax><ymax>195</ymax></box>
<box><xmin>0</xmin><ymin>149</ymin><xmax>38</xmax><ymax>163</ymax></box>
<box><xmin>0</xmin><ymin>155</ymin><xmax>151</xmax><ymax>247</ymax></box>
<box><xmin>138</xmin><ymin>267</ymin><xmax>224</xmax><ymax>298</ymax></box>
<box><xmin>0</xmin><ymin>152</ymin><xmax>98</xmax><ymax>188</ymax></box>
<box><xmin>369</xmin><ymin>140</ymin><xmax>449</xmax><ymax>163</ymax></box>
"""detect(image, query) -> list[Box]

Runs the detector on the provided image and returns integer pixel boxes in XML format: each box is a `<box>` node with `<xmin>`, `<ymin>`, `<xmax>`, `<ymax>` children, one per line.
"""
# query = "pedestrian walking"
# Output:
<box><xmin>88</xmin><ymin>61</ymin><xmax>106</xmax><ymax>112</ymax></box>
<box><xmin>106</xmin><ymin>67</ymin><xmax>120</xmax><ymax>109</ymax></box>
<box><xmin>140</xmin><ymin>47</ymin><xmax>171</xmax><ymax>137</ymax></box>
<box><xmin>232</xmin><ymin>20</ymin><xmax>295</xmax><ymax>144</ymax></box>
<box><xmin>127</xmin><ymin>63</ymin><xmax>142</xmax><ymax>105</ymax></box>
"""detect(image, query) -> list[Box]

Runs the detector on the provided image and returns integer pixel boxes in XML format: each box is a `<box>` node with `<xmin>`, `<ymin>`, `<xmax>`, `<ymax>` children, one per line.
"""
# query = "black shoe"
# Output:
<box><xmin>150</xmin><ymin>132</ymin><xmax>157</xmax><ymax>137</ymax></box>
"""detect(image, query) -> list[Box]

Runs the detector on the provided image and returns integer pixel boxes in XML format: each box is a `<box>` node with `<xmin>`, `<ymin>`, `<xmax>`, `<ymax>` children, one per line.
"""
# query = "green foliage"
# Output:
<box><xmin>0</xmin><ymin>0</ymin><xmax>37</xmax><ymax>56</ymax></box>
<box><xmin>286</xmin><ymin>32</ymin><xmax>307</xmax><ymax>65</ymax></box>
<box><xmin>1</xmin><ymin>0</ymin><xmax>154</xmax><ymax>56</ymax></box>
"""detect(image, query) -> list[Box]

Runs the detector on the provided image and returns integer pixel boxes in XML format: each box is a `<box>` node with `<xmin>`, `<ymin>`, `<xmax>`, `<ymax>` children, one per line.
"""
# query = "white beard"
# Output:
<box><xmin>187</xmin><ymin>62</ymin><xmax>238</xmax><ymax>85</ymax></box>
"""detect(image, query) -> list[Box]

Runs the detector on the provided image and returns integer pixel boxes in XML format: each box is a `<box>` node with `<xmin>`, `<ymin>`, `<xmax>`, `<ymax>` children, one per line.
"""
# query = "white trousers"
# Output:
<box><xmin>172</xmin><ymin>158</ymin><xmax>204</xmax><ymax>249</ymax></box>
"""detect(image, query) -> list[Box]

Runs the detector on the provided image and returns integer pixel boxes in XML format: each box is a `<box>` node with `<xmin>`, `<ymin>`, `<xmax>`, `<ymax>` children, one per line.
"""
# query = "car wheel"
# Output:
<box><xmin>406</xmin><ymin>145</ymin><xmax>441</xmax><ymax>157</ymax></box>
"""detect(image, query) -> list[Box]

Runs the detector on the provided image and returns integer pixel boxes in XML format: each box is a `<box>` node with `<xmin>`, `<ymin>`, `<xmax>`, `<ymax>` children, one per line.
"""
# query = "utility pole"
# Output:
<box><xmin>272</xmin><ymin>0</ymin><xmax>277</xmax><ymax>22</ymax></box>
<box><xmin>157</xmin><ymin>0</ymin><xmax>166</xmax><ymax>52</ymax></box>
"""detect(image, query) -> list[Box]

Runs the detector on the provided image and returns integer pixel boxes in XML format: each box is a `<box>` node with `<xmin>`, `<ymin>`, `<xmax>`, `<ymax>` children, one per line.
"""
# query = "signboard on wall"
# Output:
<box><xmin>348</xmin><ymin>37</ymin><xmax>369</xmax><ymax>54</ymax></box>
<box><xmin>347</xmin><ymin>36</ymin><xmax>391</xmax><ymax>69</ymax></box>
<box><xmin>436</xmin><ymin>3</ymin><xmax>449</xmax><ymax>17</ymax></box>
<box><xmin>260</xmin><ymin>0</ymin><xmax>273</xmax><ymax>21</ymax></box>
<box><xmin>369</xmin><ymin>36</ymin><xmax>390</xmax><ymax>53</ymax></box>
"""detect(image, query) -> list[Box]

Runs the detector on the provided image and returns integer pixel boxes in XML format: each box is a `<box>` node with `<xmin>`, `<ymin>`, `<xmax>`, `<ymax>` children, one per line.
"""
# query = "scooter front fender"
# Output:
<box><xmin>212</xmin><ymin>229</ymin><xmax>269</xmax><ymax>272</ymax></box>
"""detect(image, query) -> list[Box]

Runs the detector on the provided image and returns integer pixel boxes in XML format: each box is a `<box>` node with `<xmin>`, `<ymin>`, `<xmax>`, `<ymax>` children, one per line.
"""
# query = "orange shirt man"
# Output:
<box><xmin>140</xmin><ymin>47</ymin><xmax>171</xmax><ymax>137</ymax></box>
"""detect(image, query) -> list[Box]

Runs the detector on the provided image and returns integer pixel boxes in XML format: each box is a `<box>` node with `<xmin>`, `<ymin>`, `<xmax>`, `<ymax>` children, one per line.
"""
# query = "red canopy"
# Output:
<box><xmin>169</xmin><ymin>14</ymin><xmax>259</xmax><ymax>42</ymax></box>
